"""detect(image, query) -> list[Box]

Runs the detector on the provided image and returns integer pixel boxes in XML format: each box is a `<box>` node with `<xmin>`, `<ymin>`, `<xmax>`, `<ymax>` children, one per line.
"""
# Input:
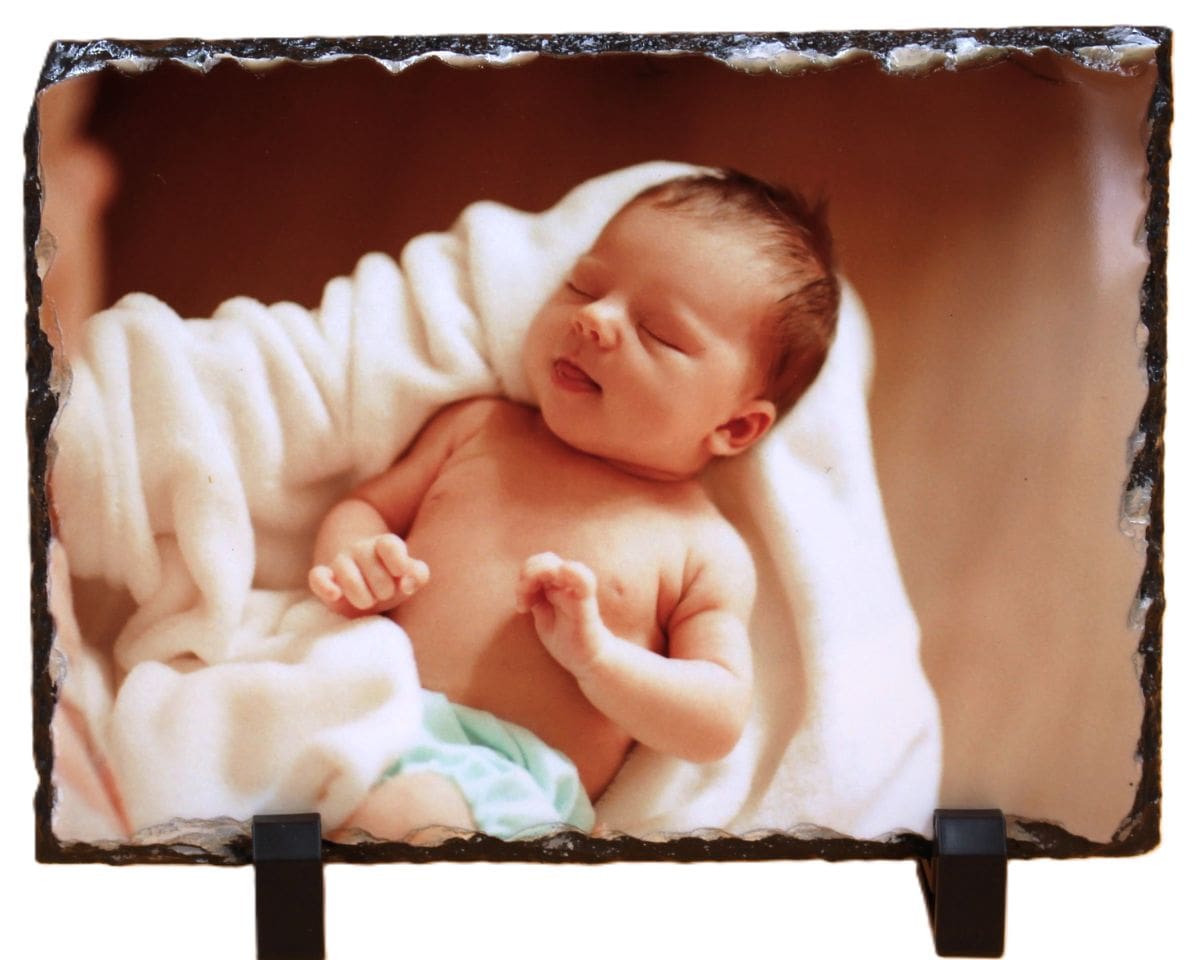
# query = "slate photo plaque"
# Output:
<box><xmin>28</xmin><ymin>27</ymin><xmax>1167</xmax><ymax>889</ymax></box>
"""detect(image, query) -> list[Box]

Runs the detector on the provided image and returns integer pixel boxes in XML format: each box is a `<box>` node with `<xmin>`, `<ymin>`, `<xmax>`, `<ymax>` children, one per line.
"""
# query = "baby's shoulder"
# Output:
<box><xmin>661</xmin><ymin>489</ymin><xmax>753</xmax><ymax>578</ymax></box>
<box><xmin>449</xmin><ymin>396</ymin><xmax>540</xmax><ymax>431</ymax></box>
<box><xmin>432</xmin><ymin>395</ymin><xmax>505</xmax><ymax>428</ymax></box>
<box><xmin>426</xmin><ymin>396</ymin><xmax>524</xmax><ymax>445</ymax></box>
<box><xmin>662</xmin><ymin>483</ymin><xmax>732</xmax><ymax>530</ymax></box>
<box><xmin>687</xmin><ymin>507</ymin><xmax>753</xmax><ymax>571</ymax></box>
<box><xmin>664</xmin><ymin>506</ymin><xmax>756</xmax><ymax>621</ymax></box>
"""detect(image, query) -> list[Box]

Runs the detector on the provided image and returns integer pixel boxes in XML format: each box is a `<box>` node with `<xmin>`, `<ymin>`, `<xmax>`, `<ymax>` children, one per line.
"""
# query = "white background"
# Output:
<box><xmin>3</xmin><ymin>3</ymin><xmax>1195</xmax><ymax>958</ymax></box>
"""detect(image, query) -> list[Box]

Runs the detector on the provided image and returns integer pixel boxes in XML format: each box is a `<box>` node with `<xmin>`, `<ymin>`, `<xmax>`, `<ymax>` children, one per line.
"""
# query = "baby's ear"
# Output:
<box><xmin>706</xmin><ymin>400</ymin><xmax>776</xmax><ymax>458</ymax></box>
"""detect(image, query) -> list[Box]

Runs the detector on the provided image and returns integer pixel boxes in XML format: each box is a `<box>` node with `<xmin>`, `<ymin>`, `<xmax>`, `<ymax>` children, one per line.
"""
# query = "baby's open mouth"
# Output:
<box><xmin>552</xmin><ymin>358</ymin><xmax>601</xmax><ymax>393</ymax></box>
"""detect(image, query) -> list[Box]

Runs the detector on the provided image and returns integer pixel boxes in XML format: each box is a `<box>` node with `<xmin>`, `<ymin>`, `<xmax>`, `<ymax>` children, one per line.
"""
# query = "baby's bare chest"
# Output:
<box><xmin>403</xmin><ymin>417</ymin><xmax>697</xmax><ymax>634</ymax></box>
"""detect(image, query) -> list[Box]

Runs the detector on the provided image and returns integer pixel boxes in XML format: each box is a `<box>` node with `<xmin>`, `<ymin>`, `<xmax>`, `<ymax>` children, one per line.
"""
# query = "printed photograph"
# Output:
<box><xmin>32</xmin><ymin>32</ymin><xmax>1164</xmax><ymax>858</ymax></box>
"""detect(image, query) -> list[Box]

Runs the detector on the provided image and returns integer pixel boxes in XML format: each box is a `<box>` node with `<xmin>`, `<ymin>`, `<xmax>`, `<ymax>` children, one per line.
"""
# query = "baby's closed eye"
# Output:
<box><xmin>638</xmin><ymin>323</ymin><xmax>684</xmax><ymax>353</ymax></box>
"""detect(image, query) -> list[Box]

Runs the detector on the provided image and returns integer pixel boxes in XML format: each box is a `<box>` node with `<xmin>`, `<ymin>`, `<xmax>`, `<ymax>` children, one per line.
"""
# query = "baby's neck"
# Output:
<box><xmin>597</xmin><ymin>456</ymin><xmax>698</xmax><ymax>484</ymax></box>
<box><xmin>532</xmin><ymin>411</ymin><xmax>703</xmax><ymax>485</ymax></box>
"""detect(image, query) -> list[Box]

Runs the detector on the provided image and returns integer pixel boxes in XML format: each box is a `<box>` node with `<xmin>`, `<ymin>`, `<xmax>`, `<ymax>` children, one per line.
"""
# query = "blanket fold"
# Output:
<box><xmin>109</xmin><ymin>593</ymin><xmax>422</xmax><ymax>832</ymax></box>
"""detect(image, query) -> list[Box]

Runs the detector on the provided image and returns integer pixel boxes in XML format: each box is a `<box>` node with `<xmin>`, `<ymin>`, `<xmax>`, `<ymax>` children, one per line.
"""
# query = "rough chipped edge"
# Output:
<box><xmin>1117</xmin><ymin>24</ymin><xmax>1170</xmax><ymax>861</ymax></box>
<box><xmin>35</xmin><ymin>27</ymin><xmax>1167</xmax><ymax>90</ymax></box>
<box><xmin>28</xmin><ymin>26</ymin><xmax>1170</xmax><ymax>867</ymax></box>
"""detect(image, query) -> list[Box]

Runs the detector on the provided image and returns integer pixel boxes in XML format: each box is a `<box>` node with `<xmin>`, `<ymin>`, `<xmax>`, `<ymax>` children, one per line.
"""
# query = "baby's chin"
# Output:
<box><xmin>537</xmin><ymin>401</ymin><xmax>604</xmax><ymax>453</ymax></box>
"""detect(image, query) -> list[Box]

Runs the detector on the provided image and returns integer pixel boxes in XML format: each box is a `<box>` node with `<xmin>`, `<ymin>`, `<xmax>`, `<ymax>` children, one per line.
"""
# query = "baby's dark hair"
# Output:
<box><xmin>626</xmin><ymin>169</ymin><xmax>839</xmax><ymax>418</ymax></box>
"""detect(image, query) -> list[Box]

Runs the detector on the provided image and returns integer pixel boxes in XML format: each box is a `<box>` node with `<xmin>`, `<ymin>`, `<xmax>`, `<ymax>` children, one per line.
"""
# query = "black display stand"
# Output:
<box><xmin>248</xmin><ymin>808</ymin><xmax>1007</xmax><ymax>958</ymax></box>
<box><xmin>253</xmin><ymin>814</ymin><xmax>325</xmax><ymax>960</ymax></box>
<box><xmin>917</xmin><ymin>809</ymin><xmax>1008</xmax><ymax>957</ymax></box>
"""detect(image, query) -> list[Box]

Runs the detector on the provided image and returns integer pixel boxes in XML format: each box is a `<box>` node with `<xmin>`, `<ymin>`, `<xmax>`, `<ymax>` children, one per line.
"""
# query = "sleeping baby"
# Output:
<box><xmin>307</xmin><ymin>169</ymin><xmax>839</xmax><ymax>840</ymax></box>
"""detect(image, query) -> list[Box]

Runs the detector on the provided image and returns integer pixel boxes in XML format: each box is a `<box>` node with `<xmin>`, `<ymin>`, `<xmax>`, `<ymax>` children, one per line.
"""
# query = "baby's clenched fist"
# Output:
<box><xmin>309</xmin><ymin>533</ymin><xmax>429</xmax><ymax>616</ymax></box>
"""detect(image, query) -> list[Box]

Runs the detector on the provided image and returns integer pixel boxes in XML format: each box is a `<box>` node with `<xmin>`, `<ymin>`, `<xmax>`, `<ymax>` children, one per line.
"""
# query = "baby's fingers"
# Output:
<box><xmin>515</xmin><ymin>552</ymin><xmax>562</xmax><ymax>612</ymax></box>
<box><xmin>331</xmin><ymin>554</ymin><xmax>377</xmax><ymax>610</ymax></box>
<box><xmin>516</xmin><ymin>553</ymin><xmax>597</xmax><ymax>612</ymax></box>
<box><xmin>554</xmin><ymin>560</ymin><xmax>597</xmax><ymax>600</ymax></box>
<box><xmin>308</xmin><ymin>565</ymin><xmax>343</xmax><ymax>605</ymax></box>
<box><xmin>350</xmin><ymin>541</ymin><xmax>398</xmax><ymax>603</ymax></box>
<box><xmin>376</xmin><ymin>536</ymin><xmax>429</xmax><ymax>595</ymax></box>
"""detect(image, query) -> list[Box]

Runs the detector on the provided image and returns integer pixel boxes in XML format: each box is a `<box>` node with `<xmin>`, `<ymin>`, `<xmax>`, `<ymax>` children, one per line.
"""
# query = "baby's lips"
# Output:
<box><xmin>553</xmin><ymin>357</ymin><xmax>602</xmax><ymax>392</ymax></box>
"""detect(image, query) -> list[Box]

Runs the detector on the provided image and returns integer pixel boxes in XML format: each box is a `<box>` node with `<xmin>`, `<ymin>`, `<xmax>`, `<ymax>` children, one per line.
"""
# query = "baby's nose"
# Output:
<box><xmin>574</xmin><ymin>301</ymin><xmax>621</xmax><ymax>349</ymax></box>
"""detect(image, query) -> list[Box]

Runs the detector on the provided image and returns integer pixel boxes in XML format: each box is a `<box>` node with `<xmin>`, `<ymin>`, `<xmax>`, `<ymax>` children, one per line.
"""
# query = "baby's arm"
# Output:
<box><xmin>516</xmin><ymin>523</ymin><xmax>754</xmax><ymax>763</ymax></box>
<box><xmin>309</xmin><ymin>399</ymin><xmax>491</xmax><ymax>617</ymax></box>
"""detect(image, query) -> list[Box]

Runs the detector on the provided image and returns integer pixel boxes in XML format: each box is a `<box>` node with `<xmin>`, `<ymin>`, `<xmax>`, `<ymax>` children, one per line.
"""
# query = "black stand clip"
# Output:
<box><xmin>253</xmin><ymin>813</ymin><xmax>325</xmax><ymax>960</ymax></box>
<box><xmin>917</xmin><ymin>809</ymin><xmax>1007</xmax><ymax>957</ymax></box>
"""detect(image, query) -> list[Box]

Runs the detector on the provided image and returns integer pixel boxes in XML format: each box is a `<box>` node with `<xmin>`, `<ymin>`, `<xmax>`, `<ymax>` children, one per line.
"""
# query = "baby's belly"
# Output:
<box><xmin>390</xmin><ymin>546</ymin><xmax>634</xmax><ymax>800</ymax></box>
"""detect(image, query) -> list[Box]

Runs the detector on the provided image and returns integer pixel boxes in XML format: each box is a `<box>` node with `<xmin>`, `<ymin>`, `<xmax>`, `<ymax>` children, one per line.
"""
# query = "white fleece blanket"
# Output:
<box><xmin>49</xmin><ymin>161</ymin><xmax>940</xmax><ymax>841</ymax></box>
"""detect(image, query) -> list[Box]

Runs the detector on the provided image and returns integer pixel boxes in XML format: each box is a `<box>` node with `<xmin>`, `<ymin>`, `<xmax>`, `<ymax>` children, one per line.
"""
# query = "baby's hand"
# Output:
<box><xmin>309</xmin><ymin>534</ymin><xmax>429</xmax><ymax>616</ymax></box>
<box><xmin>516</xmin><ymin>552</ymin><xmax>610</xmax><ymax>677</ymax></box>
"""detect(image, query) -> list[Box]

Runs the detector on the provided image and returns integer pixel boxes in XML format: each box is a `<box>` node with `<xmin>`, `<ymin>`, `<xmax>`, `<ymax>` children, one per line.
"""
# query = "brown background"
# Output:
<box><xmin>39</xmin><ymin>50</ymin><xmax>1153</xmax><ymax>841</ymax></box>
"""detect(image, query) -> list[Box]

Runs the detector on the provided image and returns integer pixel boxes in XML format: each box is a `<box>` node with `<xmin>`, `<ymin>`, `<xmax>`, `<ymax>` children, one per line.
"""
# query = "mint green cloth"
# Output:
<box><xmin>382</xmin><ymin>691</ymin><xmax>594</xmax><ymax>839</ymax></box>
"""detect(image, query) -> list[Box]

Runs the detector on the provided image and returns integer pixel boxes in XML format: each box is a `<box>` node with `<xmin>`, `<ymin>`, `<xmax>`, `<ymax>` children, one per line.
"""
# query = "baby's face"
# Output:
<box><xmin>523</xmin><ymin>201</ymin><xmax>778</xmax><ymax>479</ymax></box>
